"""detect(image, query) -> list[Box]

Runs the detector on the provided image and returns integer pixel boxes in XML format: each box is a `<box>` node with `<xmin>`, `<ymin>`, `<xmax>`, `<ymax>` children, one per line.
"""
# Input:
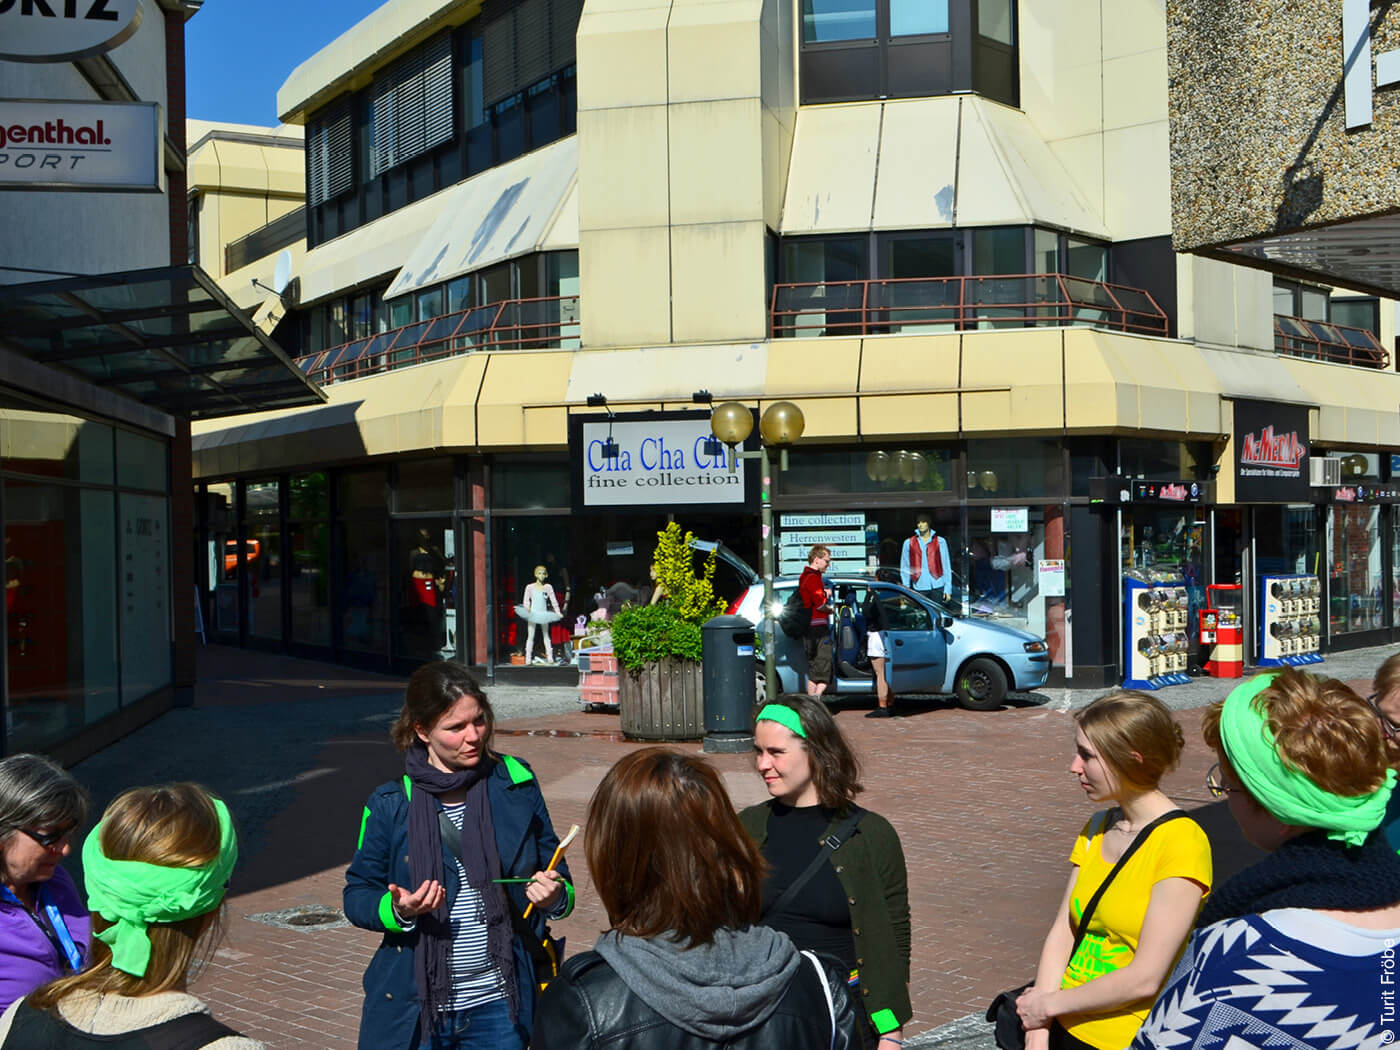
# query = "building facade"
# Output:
<box><xmin>191</xmin><ymin>0</ymin><xmax>1400</xmax><ymax>688</ymax></box>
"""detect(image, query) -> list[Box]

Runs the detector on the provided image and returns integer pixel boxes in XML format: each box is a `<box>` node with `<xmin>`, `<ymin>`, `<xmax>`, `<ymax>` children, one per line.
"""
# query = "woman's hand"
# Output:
<box><xmin>1024</xmin><ymin>1025</ymin><xmax>1052</xmax><ymax>1050</ymax></box>
<box><xmin>389</xmin><ymin>879</ymin><xmax>445</xmax><ymax>918</ymax></box>
<box><xmin>1017</xmin><ymin>987</ymin><xmax>1058</xmax><ymax>1031</ymax></box>
<box><xmin>525</xmin><ymin>870</ymin><xmax>564</xmax><ymax>910</ymax></box>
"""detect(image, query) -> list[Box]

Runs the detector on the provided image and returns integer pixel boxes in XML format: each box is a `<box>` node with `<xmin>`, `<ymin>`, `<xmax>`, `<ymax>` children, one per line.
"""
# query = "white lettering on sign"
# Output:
<box><xmin>0</xmin><ymin>100</ymin><xmax>162</xmax><ymax>192</ymax></box>
<box><xmin>0</xmin><ymin>0</ymin><xmax>143</xmax><ymax>62</ymax></box>
<box><xmin>580</xmin><ymin>418</ymin><xmax>746</xmax><ymax>507</ymax></box>
<box><xmin>1344</xmin><ymin>0</ymin><xmax>1400</xmax><ymax>128</ymax></box>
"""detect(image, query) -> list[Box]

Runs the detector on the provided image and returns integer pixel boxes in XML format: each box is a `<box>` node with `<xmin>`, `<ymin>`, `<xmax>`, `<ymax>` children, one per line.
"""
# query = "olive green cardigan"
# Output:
<box><xmin>739</xmin><ymin>801</ymin><xmax>912</xmax><ymax>1035</ymax></box>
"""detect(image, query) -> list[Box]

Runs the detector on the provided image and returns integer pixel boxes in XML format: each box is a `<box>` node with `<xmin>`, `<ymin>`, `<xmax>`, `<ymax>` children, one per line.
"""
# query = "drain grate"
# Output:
<box><xmin>247</xmin><ymin>905</ymin><xmax>350</xmax><ymax>932</ymax></box>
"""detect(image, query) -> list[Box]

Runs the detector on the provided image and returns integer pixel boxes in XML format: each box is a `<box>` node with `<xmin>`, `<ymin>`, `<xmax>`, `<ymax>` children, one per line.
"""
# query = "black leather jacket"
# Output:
<box><xmin>532</xmin><ymin>949</ymin><xmax>875</xmax><ymax>1050</ymax></box>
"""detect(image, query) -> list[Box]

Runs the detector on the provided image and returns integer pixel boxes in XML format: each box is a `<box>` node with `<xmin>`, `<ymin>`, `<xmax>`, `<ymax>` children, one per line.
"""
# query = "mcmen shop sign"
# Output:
<box><xmin>569</xmin><ymin>411</ymin><xmax>758</xmax><ymax>513</ymax></box>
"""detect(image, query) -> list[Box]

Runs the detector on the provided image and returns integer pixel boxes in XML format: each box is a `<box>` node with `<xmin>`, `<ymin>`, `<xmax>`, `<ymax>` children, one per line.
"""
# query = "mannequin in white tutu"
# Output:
<box><xmin>515</xmin><ymin>563</ymin><xmax>563</xmax><ymax>664</ymax></box>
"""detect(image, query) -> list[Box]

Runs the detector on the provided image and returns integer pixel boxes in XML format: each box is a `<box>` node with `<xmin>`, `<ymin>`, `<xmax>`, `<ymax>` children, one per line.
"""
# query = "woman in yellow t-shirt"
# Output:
<box><xmin>1016</xmin><ymin>691</ymin><xmax>1212</xmax><ymax>1050</ymax></box>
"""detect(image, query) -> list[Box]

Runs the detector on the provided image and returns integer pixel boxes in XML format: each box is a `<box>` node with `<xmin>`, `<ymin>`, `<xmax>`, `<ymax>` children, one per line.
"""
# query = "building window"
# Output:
<box><xmin>307</xmin><ymin>99</ymin><xmax>354</xmax><ymax>207</ymax></box>
<box><xmin>1331</xmin><ymin>296</ymin><xmax>1380</xmax><ymax>336</ymax></box>
<box><xmin>803</xmin><ymin>0</ymin><xmax>878</xmax><ymax>42</ymax></box>
<box><xmin>187</xmin><ymin>196</ymin><xmax>200</xmax><ymax>266</ymax></box>
<box><xmin>369</xmin><ymin>33</ymin><xmax>455</xmax><ymax>179</ymax></box>
<box><xmin>1273</xmin><ymin>279</ymin><xmax>1330</xmax><ymax>321</ymax></box>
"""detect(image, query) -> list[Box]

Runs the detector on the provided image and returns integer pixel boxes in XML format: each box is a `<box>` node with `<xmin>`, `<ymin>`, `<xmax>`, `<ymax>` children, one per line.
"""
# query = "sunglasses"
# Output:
<box><xmin>1367</xmin><ymin>693</ymin><xmax>1399</xmax><ymax>741</ymax></box>
<box><xmin>1204</xmin><ymin>763</ymin><xmax>1238</xmax><ymax>800</ymax></box>
<box><xmin>17</xmin><ymin>822</ymin><xmax>77</xmax><ymax>849</ymax></box>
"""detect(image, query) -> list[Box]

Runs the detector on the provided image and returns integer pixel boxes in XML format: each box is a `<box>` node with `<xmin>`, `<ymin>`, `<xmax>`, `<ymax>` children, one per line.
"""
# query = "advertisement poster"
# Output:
<box><xmin>1038</xmin><ymin>559</ymin><xmax>1066</xmax><ymax>597</ymax></box>
<box><xmin>991</xmin><ymin>507</ymin><xmax>1029</xmax><ymax>532</ymax></box>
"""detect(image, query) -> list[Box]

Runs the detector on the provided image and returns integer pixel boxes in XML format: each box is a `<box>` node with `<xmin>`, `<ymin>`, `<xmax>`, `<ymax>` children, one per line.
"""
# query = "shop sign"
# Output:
<box><xmin>0</xmin><ymin>100</ymin><xmax>162</xmax><ymax>192</ymax></box>
<box><xmin>991</xmin><ymin>507</ymin><xmax>1028</xmax><ymax>532</ymax></box>
<box><xmin>569</xmin><ymin>411</ymin><xmax>757</xmax><ymax>513</ymax></box>
<box><xmin>1131</xmin><ymin>480</ymin><xmax>1207</xmax><ymax>503</ymax></box>
<box><xmin>1232</xmin><ymin>398</ymin><xmax>1311</xmax><ymax>502</ymax></box>
<box><xmin>778</xmin><ymin>512</ymin><xmax>871</xmax><ymax>575</ymax></box>
<box><xmin>1333</xmin><ymin>483</ymin><xmax>1400</xmax><ymax>503</ymax></box>
<box><xmin>0</xmin><ymin>0</ymin><xmax>143</xmax><ymax>62</ymax></box>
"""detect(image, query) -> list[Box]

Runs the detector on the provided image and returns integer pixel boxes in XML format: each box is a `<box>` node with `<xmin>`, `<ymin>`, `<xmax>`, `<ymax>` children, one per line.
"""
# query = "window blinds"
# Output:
<box><xmin>368</xmin><ymin>32</ymin><xmax>455</xmax><ymax>179</ymax></box>
<box><xmin>306</xmin><ymin>99</ymin><xmax>353</xmax><ymax>206</ymax></box>
<box><xmin>482</xmin><ymin>0</ymin><xmax>583</xmax><ymax>108</ymax></box>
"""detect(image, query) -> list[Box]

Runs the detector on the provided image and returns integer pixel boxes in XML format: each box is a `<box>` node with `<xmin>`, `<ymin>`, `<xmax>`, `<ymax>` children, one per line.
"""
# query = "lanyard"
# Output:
<box><xmin>0</xmin><ymin>881</ymin><xmax>84</xmax><ymax>972</ymax></box>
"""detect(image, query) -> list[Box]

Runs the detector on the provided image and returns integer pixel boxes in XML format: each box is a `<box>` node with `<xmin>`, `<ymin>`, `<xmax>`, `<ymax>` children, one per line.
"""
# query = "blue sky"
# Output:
<box><xmin>186</xmin><ymin>0</ymin><xmax>384</xmax><ymax>126</ymax></box>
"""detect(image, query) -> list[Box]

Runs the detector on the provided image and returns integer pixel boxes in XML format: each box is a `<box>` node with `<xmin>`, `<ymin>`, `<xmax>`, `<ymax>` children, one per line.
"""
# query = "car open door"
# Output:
<box><xmin>873</xmin><ymin>585</ymin><xmax>948</xmax><ymax>693</ymax></box>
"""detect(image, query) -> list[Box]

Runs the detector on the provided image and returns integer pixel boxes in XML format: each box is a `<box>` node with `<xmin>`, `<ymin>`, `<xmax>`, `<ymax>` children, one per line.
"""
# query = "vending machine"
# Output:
<box><xmin>1257</xmin><ymin>574</ymin><xmax>1323</xmax><ymax>667</ymax></box>
<box><xmin>1124</xmin><ymin>575</ymin><xmax>1192</xmax><ymax>689</ymax></box>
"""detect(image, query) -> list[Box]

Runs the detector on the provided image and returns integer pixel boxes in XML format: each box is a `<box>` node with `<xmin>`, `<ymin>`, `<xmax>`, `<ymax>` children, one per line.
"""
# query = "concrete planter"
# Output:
<box><xmin>618</xmin><ymin>658</ymin><xmax>703</xmax><ymax>741</ymax></box>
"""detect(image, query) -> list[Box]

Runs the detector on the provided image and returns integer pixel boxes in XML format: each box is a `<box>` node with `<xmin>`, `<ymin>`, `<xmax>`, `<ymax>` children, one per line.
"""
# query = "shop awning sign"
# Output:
<box><xmin>0</xmin><ymin>100</ymin><xmax>162</xmax><ymax>192</ymax></box>
<box><xmin>1232</xmin><ymin>398</ymin><xmax>1311</xmax><ymax>502</ymax></box>
<box><xmin>0</xmin><ymin>0</ymin><xmax>143</xmax><ymax>62</ymax></box>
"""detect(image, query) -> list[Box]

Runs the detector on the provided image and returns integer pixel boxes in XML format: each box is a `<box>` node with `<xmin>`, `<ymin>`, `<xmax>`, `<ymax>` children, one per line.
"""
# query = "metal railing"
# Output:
<box><xmin>297</xmin><ymin>295</ymin><xmax>581</xmax><ymax>384</ymax></box>
<box><xmin>770</xmin><ymin>273</ymin><xmax>1169</xmax><ymax>338</ymax></box>
<box><xmin>1274</xmin><ymin>314</ymin><xmax>1390</xmax><ymax>369</ymax></box>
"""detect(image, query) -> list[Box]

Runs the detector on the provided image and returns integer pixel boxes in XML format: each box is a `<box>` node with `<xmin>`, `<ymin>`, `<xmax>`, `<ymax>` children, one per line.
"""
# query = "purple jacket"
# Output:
<box><xmin>0</xmin><ymin>866</ymin><xmax>90</xmax><ymax>1012</ymax></box>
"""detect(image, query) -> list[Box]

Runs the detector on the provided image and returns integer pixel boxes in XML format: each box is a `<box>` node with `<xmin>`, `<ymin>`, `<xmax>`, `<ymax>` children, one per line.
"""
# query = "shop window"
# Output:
<box><xmin>119</xmin><ymin>493</ymin><xmax>172</xmax><ymax>700</ymax></box>
<box><xmin>778</xmin><ymin>448</ymin><xmax>955</xmax><ymax>497</ymax></box>
<box><xmin>1392</xmin><ymin>521</ymin><xmax>1400</xmax><ymax>629</ymax></box>
<box><xmin>341</xmin><ymin>518</ymin><xmax>389</xmax><ymax>655</ymax></box>
<box><xmin>1118</xmin><ymin>439</ymin><xmax>1214</xmax><ymax>482</ymax></box>
<box><xmin>967</xmin><ymin>504</ymin><xmax>1063</xmax><ymax>660</ymax></box>
<box><xmin>242</xmin><ymin>480</ymin><xmax>282</xmax><ymax>643</ymax></box>
<box><xmin>395</xmin><ymin>519</ymin><xmax>457</xmax><ymax>664</ymax></box>
<box><xmin>1122</xmin><ymin>506</ymin><xmax>1205</xmax><ymax>656</ymax></box>
<box><xmin>492</xmin><ymin>462</ymin><xmax>570</xmax><ymax>508</ymax></box>
<box><xmin>1329</xmin><ymin>504</ymin><xmax>1382</xmax><ymax>634</ymax></box>
<box><xmin>116</xmin><ymin>429</ymin><xmax>167</xmax><ymax>492</ymax></box>
<box><xmin>0</xmin><ymin>403</ymin><xmax>114</xmax><ymax>485</ymax></box>
<box><xmin>396</xmin><ymin>458</ymin><xmax>455</xmax><ymax>512</ymax></box>
<box><xmin>966</xmin><ymin>438</ymin><xmax>1064</xmax><ymax>499</ymax></box>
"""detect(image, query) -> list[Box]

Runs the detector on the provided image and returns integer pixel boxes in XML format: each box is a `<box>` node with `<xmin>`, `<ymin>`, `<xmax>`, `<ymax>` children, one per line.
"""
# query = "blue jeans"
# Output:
<box><xmin>422</xmin><ymin>999</ymin><xmax>526</xmax><ymax>1050</ymax></box>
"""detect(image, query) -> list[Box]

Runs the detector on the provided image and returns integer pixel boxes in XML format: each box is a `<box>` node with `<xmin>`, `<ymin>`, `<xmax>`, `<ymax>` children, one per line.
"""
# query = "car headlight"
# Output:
<box><xmin>1023</xmin><ymin>640</ymin><xmax>1048</xmax><ymax>653</ymax></box>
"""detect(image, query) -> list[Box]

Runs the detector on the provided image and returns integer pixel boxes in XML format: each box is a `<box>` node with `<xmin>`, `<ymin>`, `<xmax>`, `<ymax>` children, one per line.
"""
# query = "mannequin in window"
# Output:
<box><xmin>514</xmin><ymin>563</ymin><xmax>563</xmax><ymax>664</ymax></box>
<box><xmin>647</xmin><ymin>562</ymin><xmax>669</xmax><ymax>606</ymax></box>
<box><xmin>900</xmin><ymin>514</ymin><xmax>951</xmax><ymax>601</ymax></box>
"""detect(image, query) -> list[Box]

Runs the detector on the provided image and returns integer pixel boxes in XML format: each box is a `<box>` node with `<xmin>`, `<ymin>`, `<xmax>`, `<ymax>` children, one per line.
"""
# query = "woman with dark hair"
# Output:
<box><xmin>345</xmin><ymin>661</ymin><xmax>575</xmax><ymax>1050</ymax></box>
<box><xmin>0</xmin><ymin>753</ymin><xmax>89</xmax><ymax>1013</ymax></box>
<box><xmin>0</xmin><ymin>782</ymin><xmax>256</xmax><ymax>1048</ymax></box>
<box><xmin>532</xmin><ymin>747</ymin><xmax>871</xmax><ymax>1050</ymax></box>
<box><xmin>1133</xmin><ymin>670</ymin><xmax>1400</xmax><ymax>1050</ymax></box>
<box><xmin>1017</xmin><ymin>691</ymin><xmax>1210</xmax><ymax>1050</ymax></box>
<box><xmin>740</xmin><ymin>695</ymin><xmax>911</xmax><ymax>1048</ymax></box>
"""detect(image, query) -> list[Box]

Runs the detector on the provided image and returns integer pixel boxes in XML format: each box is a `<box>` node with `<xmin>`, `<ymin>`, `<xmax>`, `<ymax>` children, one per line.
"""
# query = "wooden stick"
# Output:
<box><xmin>522</xmin><ymin>824</ymin><xmax>579</xmax><ymax>919</ymax></box>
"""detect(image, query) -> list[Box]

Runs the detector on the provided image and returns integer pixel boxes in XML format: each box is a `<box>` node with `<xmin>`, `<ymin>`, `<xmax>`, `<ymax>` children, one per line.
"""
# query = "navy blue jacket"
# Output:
<box><xmin>344</xmin><ymin>755</ymin><xmax>575</xmax><ymax>1050</ymax></box>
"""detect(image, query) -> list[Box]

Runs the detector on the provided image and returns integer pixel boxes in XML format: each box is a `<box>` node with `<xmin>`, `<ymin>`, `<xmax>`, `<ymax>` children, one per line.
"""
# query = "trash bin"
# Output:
<box><xmin>701</xmin><ymin>614</ymin><xmax>756</xmax><ymax>754</ymax></box>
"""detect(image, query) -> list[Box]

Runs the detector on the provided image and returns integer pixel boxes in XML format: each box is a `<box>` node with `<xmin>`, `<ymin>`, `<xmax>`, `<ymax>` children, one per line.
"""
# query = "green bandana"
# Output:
<box><xmin>83</xmin><ymin>797</ymin><xmax>238</xmax><ymax>977</ymax></box>
<box><xmin>755</xmin><ymin>704</ymin><xmax>807</xmax><ymax>739</ymax></box>
<box><xmin>1220</xmin><ymin>674</ymin><xmax>1396</xmax><ymax>847</ymax></box>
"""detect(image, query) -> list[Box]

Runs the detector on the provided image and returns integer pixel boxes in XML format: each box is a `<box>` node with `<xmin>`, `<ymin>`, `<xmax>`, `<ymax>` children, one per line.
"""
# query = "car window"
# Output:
<box><xmin>876</xmin><ymin>589</ymin><xmax>932</xmax><ymax>631</ymax></box>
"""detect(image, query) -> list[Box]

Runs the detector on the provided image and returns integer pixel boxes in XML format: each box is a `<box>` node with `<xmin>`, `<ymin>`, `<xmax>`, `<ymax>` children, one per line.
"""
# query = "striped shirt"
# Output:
<box><xmin>441</xmin><ymin>802</ymin><xmax>506</xmax><ymax>1010</ymax></box>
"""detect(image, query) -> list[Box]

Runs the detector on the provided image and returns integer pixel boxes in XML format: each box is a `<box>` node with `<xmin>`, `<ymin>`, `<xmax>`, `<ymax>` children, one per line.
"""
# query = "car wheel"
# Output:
<box><xmin>955</xmin><ymin>657</ymin><xmax>1008</xmax><ymax>711</ymax></box>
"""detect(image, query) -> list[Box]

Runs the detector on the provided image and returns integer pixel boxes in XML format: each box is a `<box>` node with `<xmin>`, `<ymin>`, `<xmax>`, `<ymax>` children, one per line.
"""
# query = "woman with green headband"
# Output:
<box><xmin>740</xmin><ymin>695</ymin><xmax>911</xmax><ymax>1049</ymax></box>
<box><xmin>0</xmin><ymin>782</ymin><xmax>258</xmax><ymax>1049</ymax></box>
<box><xmin>1133</xmin><ymin>668</ymin><xmax>1400</xmax><ymax>1050</ymax></box>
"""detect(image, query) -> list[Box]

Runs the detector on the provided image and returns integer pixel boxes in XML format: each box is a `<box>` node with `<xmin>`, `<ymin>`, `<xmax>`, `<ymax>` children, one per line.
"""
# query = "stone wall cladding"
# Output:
<box><xmin>1168</xmin><ymin>0</ymin><xmax>1400</xmax><ymax>251</ymax></box>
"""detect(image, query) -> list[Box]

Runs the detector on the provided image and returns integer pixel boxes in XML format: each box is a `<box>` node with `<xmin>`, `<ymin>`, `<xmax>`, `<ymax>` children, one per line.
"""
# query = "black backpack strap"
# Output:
<box><xmin>1069</xmin><ymin>810</ymin><xmax>1187</xmax><ymax>959</ymax></box>
<box><xmin>2</xmin><ymin>1001</ymin><xmax>240</xmax><ymax>1050</ymax></box>
<box><xmin>141</xmin><ymin>1013</ymin><xmax>242</xmax><ymax>1050</ymax></box>
<box><xmin>762</xmin><ymin>807</ymin><xmax>865</xmax><ymax>921</ymax></box>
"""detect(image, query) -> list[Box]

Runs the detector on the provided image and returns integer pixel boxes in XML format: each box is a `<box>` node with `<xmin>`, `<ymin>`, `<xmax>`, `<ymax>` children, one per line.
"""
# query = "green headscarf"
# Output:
<box><xmin>756</xmin><ymin>703</ymin><xmax>807</xmax><ymax>739</ymax></box>
<box><xmin>1219</xmin><ymin>673</ymin><xmax>1396</xmax><ymax>847</ymax></box>
<box><xmin>82</xmin><ymin>796</ymin><xmax>238</xmax><ymax>977</ymax></box>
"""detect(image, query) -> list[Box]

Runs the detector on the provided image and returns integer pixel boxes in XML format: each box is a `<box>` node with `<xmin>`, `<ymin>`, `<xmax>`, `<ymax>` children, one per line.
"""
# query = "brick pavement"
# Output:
<box><xmin>180</xmin><ymin>677</ymin><xmax>1284</xmax><ymax>1048</ymax></box>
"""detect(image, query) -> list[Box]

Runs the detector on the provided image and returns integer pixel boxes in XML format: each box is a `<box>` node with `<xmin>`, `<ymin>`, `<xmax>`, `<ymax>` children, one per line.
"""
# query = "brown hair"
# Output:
<box><xmin>1374</xmin><ymin>653</ymin><xmax>1400</xmax><ymax>707</ymax></box>
<box><xmin>391</xmin><ymin>661</ymin><xmax>496</xmax><ymax>757</ymax></box>
<box><xmin>756</xmin><ymin>694</ymin><xmax>864</xmax><ymax>808</ymax></box>
<box><xmin>807</xmin><ymin>544</ymin><xmax>831</xmax><ymax>564</ymax></box>
<box><xmin>1201</xmin><ymin>667</ymin><xmax>1387</xmax><ymax>799</ymax></box>
<box><xmin>1075</xmin><ymin>690</ymin><xmax>1184</xmax><ymax>793</ymax></box>
<box><xmin>29</xmin><ymin>784</ymin><xmax>227</xmax><ymax>1008</ymax></box>
<box><xmin>586</xmin><ymin>748</ymin><xmax>766</xmax><ymax>944</ymax></box>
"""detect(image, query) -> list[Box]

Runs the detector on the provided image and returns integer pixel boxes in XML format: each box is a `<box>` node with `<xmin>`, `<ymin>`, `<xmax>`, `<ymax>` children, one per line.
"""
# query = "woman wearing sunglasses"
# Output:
<box><xmin>1133</xmin><ymin>670</ymin><xmax>1400</xmax><ymax>1050</ymax></box>
<box><xmin>0</xmin><ymin>754</ymin><xmax>89</xmax><ymax>1013</ymax></box>
<box><xmin>1367</xmin><ymin>653</ymin><xmax>1400</xmax><ymax>852</ymax></box>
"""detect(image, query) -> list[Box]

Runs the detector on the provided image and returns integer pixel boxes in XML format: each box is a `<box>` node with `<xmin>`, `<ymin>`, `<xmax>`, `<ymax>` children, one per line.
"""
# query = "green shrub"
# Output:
<box><xmin>611</xmin><ymin>602</ymin><xmax>702</xmax><ymax>671</ymax></box>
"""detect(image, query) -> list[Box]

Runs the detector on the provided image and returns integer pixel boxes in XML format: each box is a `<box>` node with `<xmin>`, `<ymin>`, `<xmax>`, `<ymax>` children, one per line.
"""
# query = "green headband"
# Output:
<box><xmin>1220</xmin><ymin>673</ymin><xmax>1396</xmax><ymax>847</ymax></box>
<box><xmin>83</xmin><ymin>797</ymin><xmax>238</xmax><ymax>977</ymax></box>
<box><xmin>756</xmin><ymin>704</ymin><xmax>807</xmax><ymax>739</ymax></box>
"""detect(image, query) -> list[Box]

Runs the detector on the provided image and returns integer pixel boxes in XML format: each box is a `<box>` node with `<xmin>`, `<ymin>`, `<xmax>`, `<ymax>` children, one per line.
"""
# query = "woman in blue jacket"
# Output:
<box><xmin>345</xmin><ymin>662</ymin><xmax>574</xmax><ymax>1050</ymax></box>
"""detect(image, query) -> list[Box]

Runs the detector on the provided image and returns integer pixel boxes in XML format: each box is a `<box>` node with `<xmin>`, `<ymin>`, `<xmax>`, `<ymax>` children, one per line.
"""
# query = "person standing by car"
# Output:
<box><xmin>800</xmin><ymin>546</ymin><xmax>834</xmax><ymax>699</ymax></box>
<box><xmin>742</xmin><ymin>695</ymin><xmax>911</xmax><ymax>1048</ymax></box>
<box><xmin>863</xmin><ymin>587</ymin><xmax>893</xmax><ymax>718</ymax></box>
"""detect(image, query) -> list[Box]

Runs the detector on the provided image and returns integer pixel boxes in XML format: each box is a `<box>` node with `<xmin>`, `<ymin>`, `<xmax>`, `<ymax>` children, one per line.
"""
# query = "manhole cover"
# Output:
<box><xmin>247</xmin><ymin>906</ymin><xmax>350</xmax><ymax>932</ymax></box>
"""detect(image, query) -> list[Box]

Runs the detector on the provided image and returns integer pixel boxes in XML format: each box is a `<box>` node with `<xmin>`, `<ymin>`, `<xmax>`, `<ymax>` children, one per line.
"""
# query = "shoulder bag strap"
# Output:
<box><xmin>1069</xmin><ymin>810</ymin><xmax>1186</xmax><ymax>959</ymax></box>
<box><xmin>762</xmin><ymin>808</ymin><xmax>865</xmax><ymax>921</ymax></box>
<box><xmin>801</xmin><ymin>950</ymin><xmax>838</xmax><ymax>1050</ymax></box>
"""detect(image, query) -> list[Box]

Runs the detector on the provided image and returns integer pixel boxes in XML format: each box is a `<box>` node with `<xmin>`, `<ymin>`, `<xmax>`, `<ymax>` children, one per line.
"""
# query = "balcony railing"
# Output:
<box><xmin>771</xmin><ymin>274</ymin><xmax>1169</xmax><ymax>338</ymax></box>
<box><xmin>1274</xmin><ymin>314</ymin><xmax>1390</xmax><ymax>369</ymax></box>
<box><xmin>297</xmin><ymin>295</ymin><xmax>581</xmax><ymax>384</ymax></box>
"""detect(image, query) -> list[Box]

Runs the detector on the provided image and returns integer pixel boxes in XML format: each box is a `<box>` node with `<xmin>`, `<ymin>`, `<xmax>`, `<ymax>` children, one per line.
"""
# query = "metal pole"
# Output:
<box><xmin>761</xmin><ymin>444</ymin><xmax>777</xmax><ymax>701</ymax></box>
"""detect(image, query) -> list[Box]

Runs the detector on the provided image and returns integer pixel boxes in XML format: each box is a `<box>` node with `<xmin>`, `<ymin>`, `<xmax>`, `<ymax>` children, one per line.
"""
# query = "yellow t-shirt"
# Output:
<box><xmin>1059</xmin><ymin>811</ymin><xmax>1212</xmax><ymax>1050</ymax></box>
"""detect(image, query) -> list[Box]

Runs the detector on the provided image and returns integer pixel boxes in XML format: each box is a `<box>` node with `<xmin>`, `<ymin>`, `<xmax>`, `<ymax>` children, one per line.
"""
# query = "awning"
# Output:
<box><xmin>0</xmin><ymin>265</ymin><xmax>326</xmax><ymax>420</ymax></box>
<box><xmin>782</xmin><ymin>96</ymin><xmax>1108</xmax><ymax>238</ymax></box>
<box><xmin>384</xmin><ymin>136</ymin><xmax>578</xmax><ymax>300</ymax></box>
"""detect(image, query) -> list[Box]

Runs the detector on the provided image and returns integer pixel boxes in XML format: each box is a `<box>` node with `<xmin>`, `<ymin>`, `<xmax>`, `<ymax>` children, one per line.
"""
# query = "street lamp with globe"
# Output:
<box><xmin>709</xmin><ymin>399</ymin><xmax>806</xmax><ymax>701</ymax></box>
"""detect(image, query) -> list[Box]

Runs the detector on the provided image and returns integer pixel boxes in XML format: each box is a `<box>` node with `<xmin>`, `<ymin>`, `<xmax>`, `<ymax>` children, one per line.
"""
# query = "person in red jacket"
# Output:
<box><xmin>799</xmin><ymin>546</ymin><xmax>833</xmax><ymax>698</ymax></box>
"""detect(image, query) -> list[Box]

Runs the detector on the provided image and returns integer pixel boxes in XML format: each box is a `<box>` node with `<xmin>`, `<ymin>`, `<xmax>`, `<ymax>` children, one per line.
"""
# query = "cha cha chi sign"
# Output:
<box><xmin>0</xmin><ymin>0</ymin><xmax>143</xmax><ymax>62</ymax></box>
<box><xmin>0</xmin><ymin>100</ymin><xmax>162</xmax><ymax>192</ymax></box>
<box><xmin>573</xmin><ymin>414</ymin><xmax>750</xmax><ymax>511</ymax></box>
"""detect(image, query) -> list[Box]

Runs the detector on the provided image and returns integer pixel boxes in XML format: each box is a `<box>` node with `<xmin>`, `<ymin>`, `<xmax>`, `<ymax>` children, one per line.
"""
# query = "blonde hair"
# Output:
<box><xmin>28</xmin><ymin>784</ymin><xmax>226</xmax><ymax>1009</ymax></box>
<box><xmin>1076</xmin><ymin>690</ymin><xmax>1184</xmax><ymax>793</ymax></box>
